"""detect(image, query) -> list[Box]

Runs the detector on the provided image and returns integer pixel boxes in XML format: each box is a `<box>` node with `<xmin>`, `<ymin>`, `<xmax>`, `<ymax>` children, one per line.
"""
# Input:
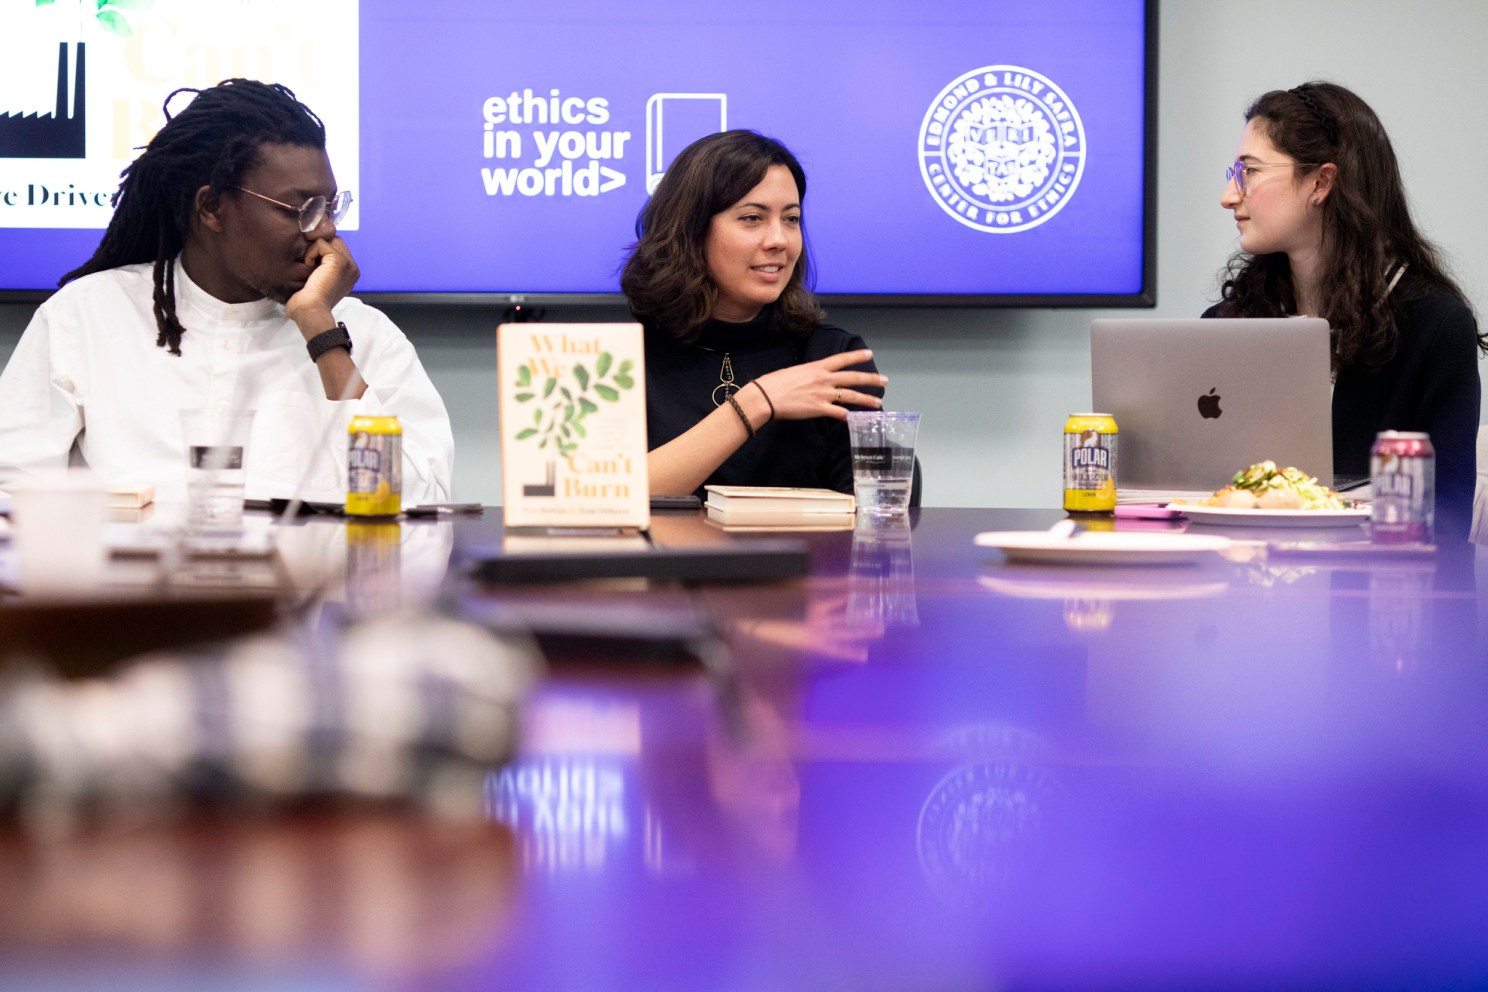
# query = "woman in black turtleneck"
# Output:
<box><xmin>621</xmin><ymin>130</ymin><xmax>886</xmax><ymax>497</ymax></box>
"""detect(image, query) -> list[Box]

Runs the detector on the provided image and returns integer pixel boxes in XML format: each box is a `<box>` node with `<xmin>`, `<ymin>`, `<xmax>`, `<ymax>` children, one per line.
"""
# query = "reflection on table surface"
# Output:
<box><xmin>3</xmin><ymin>506</ymin><xmax>1488</xmax><ymax>988</ymax></box>
<box><xmin>0</xmin><ymin>807</ymin><xmax>519</xmax><ymax>990</ymax></box>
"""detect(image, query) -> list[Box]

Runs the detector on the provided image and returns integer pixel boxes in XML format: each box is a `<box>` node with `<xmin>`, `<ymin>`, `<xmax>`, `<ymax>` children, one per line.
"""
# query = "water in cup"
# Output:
<box><xmin>181</xmin><ymin>410</ymin><xmax>254</xmax><ymax>533</ymax></box>
<box><xmin>189</xmin><ymin>442</ymin><xmax>245</xmax><ymax>528</ymax></box>
<box><xmin>854</xmin><ymin>473</ymin><xmax>912</xmax><ymax>515</ymax></box>
<box><xmin>847</xmin><ymin>411</ymin><xmax>920</xmax><ymax>518</ymax></box>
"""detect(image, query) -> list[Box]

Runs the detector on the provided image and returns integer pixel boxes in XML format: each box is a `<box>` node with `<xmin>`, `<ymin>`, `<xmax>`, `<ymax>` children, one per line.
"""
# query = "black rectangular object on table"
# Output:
<box><xmin>469</xmin><ymin>539</ymin><xmax>810</xmax><ymax>584</ymax></box>
<box><xmin>649</xmin><ymin>494</ymin><xmax>702</xmax><ymax>511</ymax></box>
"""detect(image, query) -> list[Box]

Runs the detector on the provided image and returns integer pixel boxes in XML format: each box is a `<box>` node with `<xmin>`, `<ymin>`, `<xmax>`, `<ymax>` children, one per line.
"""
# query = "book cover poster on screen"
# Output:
<box><xmin>0</xmin><ymin>0</ymin><xmax>358</xmax><ymax>231</ymax></box>
<box><xmin>1</xmin><ymin>0</ymin><xmax>1151</xmax><ymax>304</ymax></box>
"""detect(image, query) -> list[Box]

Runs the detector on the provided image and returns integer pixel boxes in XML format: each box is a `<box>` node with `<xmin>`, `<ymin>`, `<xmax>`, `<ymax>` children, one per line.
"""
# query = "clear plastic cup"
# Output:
<box><xmin>180</xmin><ymin>409</ymin><xmax>254</xmax><ymax>533</ymax></box>
<box><xmin>847</xmin><ymin>411</ymin><xmax>920</xmax><ymax>518</ymax></box>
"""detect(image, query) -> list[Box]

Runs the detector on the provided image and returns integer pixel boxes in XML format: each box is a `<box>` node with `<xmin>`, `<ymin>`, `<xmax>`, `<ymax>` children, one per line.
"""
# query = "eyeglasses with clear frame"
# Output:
<box><xmin>1224</xmin><ymin>159</ymin><xmax>1316</xmax><ymax>197</ymax></box>
<box><xmin>231</xmin><ymin>186</ymin><xmax>354</xmax><ymax>233</ymax></box>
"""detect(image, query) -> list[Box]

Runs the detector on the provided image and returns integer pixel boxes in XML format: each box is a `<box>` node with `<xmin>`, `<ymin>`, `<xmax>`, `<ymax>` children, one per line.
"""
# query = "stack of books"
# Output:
<box><xmin>703</xmin><ymin>486</ymin><xmax>855</xmax><ymax>530</ymax></box>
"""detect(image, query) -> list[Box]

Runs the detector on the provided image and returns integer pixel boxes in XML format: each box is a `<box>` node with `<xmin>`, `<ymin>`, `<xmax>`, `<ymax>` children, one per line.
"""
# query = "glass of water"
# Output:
<box><xmin>847</xmin><ymin>411</ymin><xmax>920</xmax><ymax>518</ymax></box>
<box><xmin>180</xmin><ymin>409</ymin><xmax>254</xmax><ymax>533</ymax></box>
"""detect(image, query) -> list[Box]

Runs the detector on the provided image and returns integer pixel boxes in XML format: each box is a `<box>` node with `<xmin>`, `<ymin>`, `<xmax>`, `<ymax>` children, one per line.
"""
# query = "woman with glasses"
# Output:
<box><xmin>1208</xmin><ymin>81</ymin><xmax>1485</xmax><ymax>537</ymax></box>
<box><xmin>0</xmin><ymin>79</ymin><xmax>454</xmax><ymax>505</ymax></box>
<box><xmin>622</xmin><ymin>130</ymin><xmax>887</xmax><ymax>497</ymax></box>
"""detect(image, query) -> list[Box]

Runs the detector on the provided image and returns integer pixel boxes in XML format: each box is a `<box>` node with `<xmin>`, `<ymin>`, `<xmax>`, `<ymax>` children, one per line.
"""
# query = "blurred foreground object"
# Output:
<box><xmin>0</xmin><ymin>612</ymin><xmax>540</xmax><ymax>833</ymax></box>
<box><xmin>0</xmin><ymin>807</ymin><xmax>519</xmax><ymax>989</ymax></box>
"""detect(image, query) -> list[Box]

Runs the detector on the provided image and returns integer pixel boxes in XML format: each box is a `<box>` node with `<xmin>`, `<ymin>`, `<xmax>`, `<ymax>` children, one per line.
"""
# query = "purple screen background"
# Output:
<box><xmin>1</xmin><ymin>0</ymin><xmax>1151</xmax><ymax>301</ymax></box>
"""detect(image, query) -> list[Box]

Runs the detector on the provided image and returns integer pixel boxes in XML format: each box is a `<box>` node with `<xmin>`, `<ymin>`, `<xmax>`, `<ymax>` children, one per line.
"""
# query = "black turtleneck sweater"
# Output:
<box><xmin>644</xmin><ymin>308</ymin><xmax>880</xmax><ymax>496</ymax></box>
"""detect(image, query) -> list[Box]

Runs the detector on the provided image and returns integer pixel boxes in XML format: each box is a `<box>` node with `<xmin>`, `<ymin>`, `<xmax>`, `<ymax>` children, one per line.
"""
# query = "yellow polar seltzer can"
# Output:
<box><xmin>1063</xmin><ymin>413</ymin><xmax>1118</xmax><ymax>512</ymax></box>
<box><xmin>346</xmin><ymin>414</ymin><xmax>403</xmax><ymax>517</ymax></box>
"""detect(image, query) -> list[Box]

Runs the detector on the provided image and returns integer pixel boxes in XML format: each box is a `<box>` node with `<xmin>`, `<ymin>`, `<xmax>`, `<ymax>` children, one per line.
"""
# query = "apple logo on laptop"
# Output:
<box><xmin>1197</xmin><ymin>388</ymin><xmax>1222</xmax><ymax>419</ymax></box>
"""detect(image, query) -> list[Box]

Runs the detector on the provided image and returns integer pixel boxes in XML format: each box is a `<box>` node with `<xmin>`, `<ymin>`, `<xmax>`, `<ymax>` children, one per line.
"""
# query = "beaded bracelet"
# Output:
<box><xmin>725</xmin><ymin>392</ymin><xmax>756</xmax><ymax>439</ymax></box>
<box><xmin>748</xmin><ymin>379</ymin><xmax>776</xmax><ymax>422</ymax></box>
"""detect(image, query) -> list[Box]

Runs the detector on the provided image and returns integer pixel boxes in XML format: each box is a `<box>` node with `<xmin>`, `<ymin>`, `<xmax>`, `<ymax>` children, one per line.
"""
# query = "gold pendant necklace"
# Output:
<box><xmin>710</xmin><ymin>352</ymin><xmax>735</xmax><ymax>407</ymax></box>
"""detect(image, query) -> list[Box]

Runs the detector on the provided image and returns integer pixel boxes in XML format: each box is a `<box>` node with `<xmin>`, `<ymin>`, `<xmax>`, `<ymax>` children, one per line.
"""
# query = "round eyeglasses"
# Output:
<box><xmin>231</xmin><ymin>186</ymin><xmax>354</xmax><ymax>233</ymax></box>
<box><xmin>1224</xmin><ymin>159</ymin><xmax>1316</xmax><ymax>197</ymax></box>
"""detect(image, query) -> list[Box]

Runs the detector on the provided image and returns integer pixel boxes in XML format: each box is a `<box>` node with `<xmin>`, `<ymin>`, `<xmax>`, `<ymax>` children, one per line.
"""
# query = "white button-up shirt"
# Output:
<box><xmin>0</xmin><ymin>259</ymin><xmax>454</xmax><ymax>504</ymax></box>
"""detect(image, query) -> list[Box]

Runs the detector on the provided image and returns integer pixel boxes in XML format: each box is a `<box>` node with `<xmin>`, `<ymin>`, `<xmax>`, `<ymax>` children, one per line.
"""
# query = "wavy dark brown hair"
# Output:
<box><xmin>61</xmin><ymin>79</ymin><xmax>326</xmax><ymax>356</ymax></box>
<box><xmin>621</xmin><ymin>129</ymin><xmax>824</xmax><ymax>343</ymax></box>
<box><xmin>1213</xmin><ymin>81</ymin><xmax>1485</xmax><ymax>372</ymax></box>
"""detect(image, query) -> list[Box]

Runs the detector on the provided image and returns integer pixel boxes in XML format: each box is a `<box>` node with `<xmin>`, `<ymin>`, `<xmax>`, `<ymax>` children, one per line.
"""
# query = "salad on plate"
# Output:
<box><xmin>1175</xmin><ymin>461</ymin><xmax>1360</xmax><ymax>511</ymax></box>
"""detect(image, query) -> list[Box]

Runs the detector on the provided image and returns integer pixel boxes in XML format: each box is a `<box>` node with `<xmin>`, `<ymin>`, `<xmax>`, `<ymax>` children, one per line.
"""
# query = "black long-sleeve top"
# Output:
<box><xmin>643</xmin><ymin>307</ymin><xmax>881</xmax><ymax>496</ymax></box>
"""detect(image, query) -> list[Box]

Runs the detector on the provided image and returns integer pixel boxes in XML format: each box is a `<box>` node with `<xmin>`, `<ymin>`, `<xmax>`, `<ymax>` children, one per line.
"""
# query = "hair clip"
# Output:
<box><xmin>1290</xmin><ymin>86</ymin><xmax>1339</xmax><ymax>147</ymax></box>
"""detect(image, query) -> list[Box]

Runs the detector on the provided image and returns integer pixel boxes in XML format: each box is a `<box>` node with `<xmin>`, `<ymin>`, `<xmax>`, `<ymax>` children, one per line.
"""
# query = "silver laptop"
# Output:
<box><xmin>1090</xmin><ymin>318</ymin><xmax>1333</xmax><ymax>500</ymax></box>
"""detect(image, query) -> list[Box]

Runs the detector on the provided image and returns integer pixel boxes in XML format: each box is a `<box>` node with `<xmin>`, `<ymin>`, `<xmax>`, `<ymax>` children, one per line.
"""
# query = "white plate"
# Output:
<box><xmin>973</xmin><ymin>530</ymin><xmax>1232</xmax><ymax>566</ymax></box>
<box><xmin>1179</xmin><ymin>506</ymin><xmax>1370</xmax><ymax>528</ymax></box>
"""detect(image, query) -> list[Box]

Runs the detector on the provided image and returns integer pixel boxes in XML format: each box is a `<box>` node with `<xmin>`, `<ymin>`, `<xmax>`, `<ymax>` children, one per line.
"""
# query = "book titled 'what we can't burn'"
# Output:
<box><xmin>497</xmin><ymin>323</ymin><xmax>649</xmax><ymax>529</ymax></box>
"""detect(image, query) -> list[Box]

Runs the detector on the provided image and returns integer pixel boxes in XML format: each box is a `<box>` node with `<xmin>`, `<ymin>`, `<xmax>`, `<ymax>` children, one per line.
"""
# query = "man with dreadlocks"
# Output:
<box><xmin>0</xmin><ymin>79</ymin><xmax>453</xmax><ymax>504</ymax></box>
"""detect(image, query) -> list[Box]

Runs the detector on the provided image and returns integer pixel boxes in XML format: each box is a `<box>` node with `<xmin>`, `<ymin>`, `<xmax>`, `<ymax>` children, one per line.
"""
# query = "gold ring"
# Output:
<box><xmin>834</xmin><ymin>388</ymin><xmax>842</xmax><ymax>403</ymax></box>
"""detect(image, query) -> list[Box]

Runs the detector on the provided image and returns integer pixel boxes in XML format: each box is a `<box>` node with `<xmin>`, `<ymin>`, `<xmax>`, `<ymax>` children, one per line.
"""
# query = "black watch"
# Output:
<box><xmin>306</xmin><ymin>322</ymin><xmax>353</xmax><ymax>362</ymax></box>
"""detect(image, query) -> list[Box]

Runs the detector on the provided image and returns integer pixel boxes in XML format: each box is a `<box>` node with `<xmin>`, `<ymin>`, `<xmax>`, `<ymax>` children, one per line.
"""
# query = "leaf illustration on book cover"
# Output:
<box><xmin>511</xmin><ymin>353</ymin><xmax>635</xmax><ymax>457</ymax></box>
<box><xmin>31</xmin><ymin>0</ymin><xmax>155</xmax><ymax>37</ymax></box>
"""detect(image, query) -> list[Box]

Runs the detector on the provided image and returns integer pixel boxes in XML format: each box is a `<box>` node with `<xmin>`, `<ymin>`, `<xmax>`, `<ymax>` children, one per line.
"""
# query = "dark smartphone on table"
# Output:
<box><xmin>650</xmin><ymin>494</ymin><xmax>701</xmax><ymax>511</ymax></box>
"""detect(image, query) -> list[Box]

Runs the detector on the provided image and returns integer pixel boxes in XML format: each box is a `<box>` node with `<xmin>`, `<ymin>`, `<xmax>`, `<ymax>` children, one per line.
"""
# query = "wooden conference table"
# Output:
<box><xmin>2</xmin><ymin>505</ymin><xmax>1486</xmax><ymax>989</ymax></box>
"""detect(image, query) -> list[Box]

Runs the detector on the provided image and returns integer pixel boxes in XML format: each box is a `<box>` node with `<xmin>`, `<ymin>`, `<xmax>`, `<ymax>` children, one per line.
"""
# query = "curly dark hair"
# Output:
<box><xmin>60</xmin><ymin>79</ymin><xmax>327</xmax><ymax>356</ymax></box>
<box><xmin>1213</xmin><ymin>81</ymin><xmax>1486</xmax><ymax>372</ymax></box>
<box><xmin>620</xmin><ymin>129</ymin><xmax>824</xmax><ymax>343</ymax></box>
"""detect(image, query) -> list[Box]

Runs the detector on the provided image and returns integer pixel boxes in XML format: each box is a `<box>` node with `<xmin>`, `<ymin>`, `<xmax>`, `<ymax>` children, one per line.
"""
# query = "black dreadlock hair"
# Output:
<box><xmin>60</xmin><ymin>79</ymin><xmax>326</xmax><ymax>356</ymax></box>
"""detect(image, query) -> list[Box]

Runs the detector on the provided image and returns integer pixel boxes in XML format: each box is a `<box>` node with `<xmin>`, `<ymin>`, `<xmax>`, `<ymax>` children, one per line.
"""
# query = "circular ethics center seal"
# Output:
<box><xmin>916</xmin><ymin>761</ymin><xmax>1056</xmax><ymax>909</ymax></box>
<box><xmin>918</xmin><ymin>65</ymin><xmax>1086</xmax><ymax>234</ymax></box>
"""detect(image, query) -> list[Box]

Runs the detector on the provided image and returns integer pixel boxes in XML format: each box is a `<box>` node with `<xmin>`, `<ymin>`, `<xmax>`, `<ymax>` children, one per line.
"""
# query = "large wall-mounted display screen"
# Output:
<box><xmin>0</xmin><ymin>0</ymin><xmax>1155</xmax><ymax>305</ymax></box>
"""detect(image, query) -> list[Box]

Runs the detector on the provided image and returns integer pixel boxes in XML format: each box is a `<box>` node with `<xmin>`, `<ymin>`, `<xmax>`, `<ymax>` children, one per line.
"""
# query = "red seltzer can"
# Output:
<box><xmin>1370</xmin><ymin>431</ymin><xmax>1434</xmax><ymax>543</ymax></box>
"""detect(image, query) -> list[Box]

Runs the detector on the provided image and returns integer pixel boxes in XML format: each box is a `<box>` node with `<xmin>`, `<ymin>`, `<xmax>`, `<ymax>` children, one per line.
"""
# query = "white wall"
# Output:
<box><xmin>3</xmin><ymin>0</ymin><xmax>1485</xmax><ymax>506</ymax></box>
